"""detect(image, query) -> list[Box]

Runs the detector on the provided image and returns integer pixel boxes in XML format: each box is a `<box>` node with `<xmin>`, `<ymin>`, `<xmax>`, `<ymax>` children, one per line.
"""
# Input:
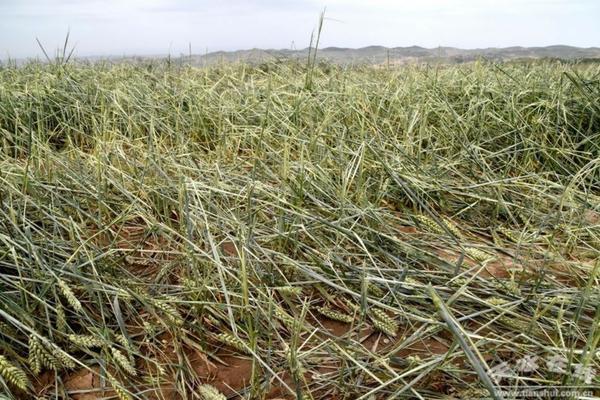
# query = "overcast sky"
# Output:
<box><xmin>1</xmin><ymin>0</ymin><xmax>598</xmax><ymax>59</ymax></box>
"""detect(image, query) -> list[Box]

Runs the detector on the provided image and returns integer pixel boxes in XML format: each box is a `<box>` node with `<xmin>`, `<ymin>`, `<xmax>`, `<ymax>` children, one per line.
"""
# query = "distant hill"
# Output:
<box><xmin>10</xmin><ymin>45</ymin><xmax>600</xmax><ymax>66</ymax></box>
<box><xmin>179</xmin><ymin>45</ymin><xmax>600</xmax><ymax>66</ymax></box>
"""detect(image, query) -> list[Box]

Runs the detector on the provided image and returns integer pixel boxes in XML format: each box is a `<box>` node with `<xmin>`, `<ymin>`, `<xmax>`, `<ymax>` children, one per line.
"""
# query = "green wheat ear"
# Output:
<box><xmin>0</xmin><ymin>322</ymin><xmax>16</xmax><ymax>338</ymax></box>
<box><xmin>107</xmin><ymin>372</ymin><xmax>133</xmax><ymax>400</ymax></box>
<box><xmin>370</xmin><ymin>308</ymin><xmax>398</xmax><ymax>337</ymax></box>
<box><xmin>198</xmin><ymin>384</ymin><xmax>227</xmax><ymax>400</ymax></box>
<box><xmin>414</xmin><ymin>215</ymin><xmax>445</xmax><ymax>235</ymax></box>
<box><xmin>213</xmin><ymin>333</ymin><xmax>249</xmax><ymax>354</ymax></box>
<box><xmin>149</xmin><ymin>297</ymin><xmax>184</xmax><ymax>326</ymax></box>
<box><xmin>492</xmin><ymin>280</ymin><xmax>522</xmax><ymax>296</ymax></box>
<box><xmin>342</xmin><ymin>298</ymin><xmax>360</xmax><ymax>313</ymax></box>
<box><xmin>0</xmin><ymin>355</ymin><xmax>29</xmax><ymax>391</ymax></box>
<box><xmin>450</xmin><ymin>277</ymin><xmax>470</xmax><ymax>287</ymax></box>
<box><xmin>403</xmin><ymin>277</ymin><xmax>422</xmax><ymax>286</ymax></box>
<box><xmin>367</xmin><ymin>282</ymin><xmax>384</xmax><ymax>297</ymax></box>
<box><xmin>372</xmin><ymin>318</ymin><xmax>397</xmax><ymax>337</ymax></box>
<box><xmin>68</xmin><ymin>334</ymin><xmax>104</xmax><ymax>348</ymax></box>
<box><xmin>465</xmin><ymin>247</ymin><xmax>493</xmax><ymax>262</ymax></box>
<box><xmin>28</xmin><ymin>335</ymin><xmax>57</xmax><ymax>373</ymax></box>
<box><xmin>49</xmin><ymin>344</ymin><xmax>76</xmax><ymax>369</ymax></box>
<box><xmin>274</xmin><ymin>286</ymin><xmax>303</xmax><ymax>296</ymax></box>
<box><xmin>115</xmin><ymin>334</ymin><xmax>135</xmax><ymax>362</ymax></box>
<box><xmin>28</xmin><ymin>336</ymin><xmax>42</xmax><ymax>375</ymax></box>
<box><xmin>111</xmin><ymin>347</ymin><xmax>137</xmax><ymax>376</ymax></box>
<box><xmin>486</xmin><ymin>297</ymin><xmax>509</xmax><ymax>306</ymax></box>
<box><xmin>458</xmin><ymin>387</ymin><xmax>490</xmax><ymax>398</ymax></box>
<box><xmin>29</xmin><ymin>335</ymin><xmax>74</xmax><ymax>371</ymax></box>
<box><xmin>274</xmin><ymin>306</ymin><xmax>295</xmax><ymax>328</ymax></box>
<box><xmin>442</xmin><ymin>217</ymin><xmax>463</xmax><ymax>238</ymax></box>
<box><xmin>316</xmin><ymin>306</ymin><xmax>354</xmax><ymax>324</ymax></box>
<box><xmin>406</xmin><ymin>355</ymin><xmax>421</xmax><ymax>367</ymax></box>
<box><xmin>498</xmin><ymin>225</ymin><xmax>520</xmax><ymax>242</ymax></box>
<box><xmin>55</xmin><ymin>304</ymin><xmax>67</xmax><ymax>331</ymax></box>
<box><xmin>497</xmin><ymin>316</ymin><xmax>540</xmax><ymax>335</ymax></box>
<box><xmin>57</xmin><ymin>279</ymin><xmax>83</xmax><ymax>312</ymax></box>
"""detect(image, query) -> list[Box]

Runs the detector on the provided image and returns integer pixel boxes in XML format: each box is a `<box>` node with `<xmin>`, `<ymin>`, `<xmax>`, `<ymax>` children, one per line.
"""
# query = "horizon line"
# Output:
<box><xmin>3</xmin><ymin>43</ymin><xmax>600</xmax><ymax>61</ymax></box>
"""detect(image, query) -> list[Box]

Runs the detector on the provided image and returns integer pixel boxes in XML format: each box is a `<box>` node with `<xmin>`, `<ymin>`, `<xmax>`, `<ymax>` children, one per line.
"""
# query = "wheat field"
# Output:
<box><xmin>0</xmin><ymin>59</ymin><xmax>599</xmax><ymax>399</ymax></box>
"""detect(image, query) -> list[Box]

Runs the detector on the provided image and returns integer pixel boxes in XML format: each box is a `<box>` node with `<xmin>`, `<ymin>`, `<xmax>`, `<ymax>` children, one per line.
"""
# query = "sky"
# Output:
<box><xmin>0</xmin><ymin>0</ymin><xmax>599</xmax><ymax>59</ymax></box>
